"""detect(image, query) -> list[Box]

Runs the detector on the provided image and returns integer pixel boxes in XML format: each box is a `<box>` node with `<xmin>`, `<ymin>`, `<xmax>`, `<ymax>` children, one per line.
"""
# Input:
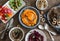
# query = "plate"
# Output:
<box><xmin>25</xmin><ymin>29</ymin><xmax>47</xmax><ymax>41</ymax></box>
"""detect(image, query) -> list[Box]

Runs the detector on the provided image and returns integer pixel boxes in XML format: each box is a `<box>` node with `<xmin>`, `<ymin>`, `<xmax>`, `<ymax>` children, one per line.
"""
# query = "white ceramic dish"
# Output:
<box><xmin>1</xmin><ymin>0</ymin><xmax>26</xmax><ymax>23</ymax></box>
<box><xmin>25</xmin><ymin>29</ymin><xmax>47</xmax><ymax>41</ymax></box>
<box><xmin>9</xmin><ymin>27</ymin><xmax>24</xmax><ymax>41</ymax></box>
<box><xmin>36</xmin><ymin>0</ymin><xmax>48</xmax><ymax>10</ymax></box>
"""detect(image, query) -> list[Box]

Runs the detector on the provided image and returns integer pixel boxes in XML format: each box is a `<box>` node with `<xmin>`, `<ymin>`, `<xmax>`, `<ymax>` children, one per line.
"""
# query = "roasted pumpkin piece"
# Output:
<box><xmin>21</xmin><ymin>9</ymin><xmax>37</xmax><ymax>26</ymax></box>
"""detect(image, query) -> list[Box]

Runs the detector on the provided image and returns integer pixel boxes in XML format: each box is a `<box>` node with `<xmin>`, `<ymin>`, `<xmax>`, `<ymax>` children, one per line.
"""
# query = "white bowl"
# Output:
<box><xmin>36</xmin><ymin>0</ymin><xmax>48</xmax><ymax>10</ymax></box>
<box><xmin>25</xmin><ymin>29</ymin><xmax>47</xmax><ymax>41</ymax></box>
<box><xmin>9</xmin><ymin>27</ymin><xmax>24</xmax><ymax>41</ymax></box>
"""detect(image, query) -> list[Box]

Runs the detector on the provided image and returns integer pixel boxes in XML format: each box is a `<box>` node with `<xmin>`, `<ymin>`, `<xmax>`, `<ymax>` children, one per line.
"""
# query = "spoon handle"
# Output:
<box><xmin>1</xmin><ymin>30</ymin><xmax>6</xmax><ymax>39</ymax></box>
<box><xmin>1</xmin><ymin>29</ymin><xmax>9</xmax><ymax>39</ymax></box>
<box><xmin>47</xmin><ymin>30</ymin><xmax>54</xmax><ymax>41</ymax></box>
<box><xmin>49</xmin><ymin>31</ymin><xmax>56</xmax><ymax>35</ymax></box>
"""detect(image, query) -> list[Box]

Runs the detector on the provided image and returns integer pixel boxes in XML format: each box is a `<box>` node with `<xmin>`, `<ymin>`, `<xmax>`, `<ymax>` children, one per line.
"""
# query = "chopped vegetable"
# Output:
<box><xmin>28</xmin><ymin>31</ymin><xmax>44</xmax><ymax>41</ymax></box>
<box><xmin>0</xmin><ymin>6</ymin><xmax>13</xmax><ymax>21</ymax></box>
<box><xmin>9</xmin><ymin>0</ymin><xmax>22</xmax><ymax>11</ymax></box>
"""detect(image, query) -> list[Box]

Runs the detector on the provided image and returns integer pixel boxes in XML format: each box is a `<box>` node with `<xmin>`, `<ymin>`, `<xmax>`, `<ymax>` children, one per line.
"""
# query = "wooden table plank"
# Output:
<box><xmin>0</xmin><ymin>0</ymin><xmax>60</xmax><ymax>41</ymax></box>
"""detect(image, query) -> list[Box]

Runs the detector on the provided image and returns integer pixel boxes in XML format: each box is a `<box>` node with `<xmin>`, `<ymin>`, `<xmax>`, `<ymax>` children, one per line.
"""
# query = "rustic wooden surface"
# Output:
<box><xmin>0</xmin><ymin>0</ymin><xmax>60</xmax><ymax>41</ymax></box>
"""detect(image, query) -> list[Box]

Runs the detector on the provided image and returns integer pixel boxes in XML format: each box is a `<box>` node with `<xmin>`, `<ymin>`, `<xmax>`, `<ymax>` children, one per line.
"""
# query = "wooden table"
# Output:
<box><xmin>0</xmin><ymin>0</ymin><xmax>60</xmax><ymax>41</ymax></box>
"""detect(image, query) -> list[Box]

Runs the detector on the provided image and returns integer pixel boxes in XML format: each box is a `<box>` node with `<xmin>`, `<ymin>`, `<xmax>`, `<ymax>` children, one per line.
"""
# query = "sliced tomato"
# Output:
<box><xmin>0</xmin><ymin>6</ymin><xmax>13</xmax><ymax>21</ymax></box>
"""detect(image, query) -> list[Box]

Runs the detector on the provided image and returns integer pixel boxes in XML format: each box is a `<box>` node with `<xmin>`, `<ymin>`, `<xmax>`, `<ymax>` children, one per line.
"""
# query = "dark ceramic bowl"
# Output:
<box><xmin>47</xmin><ymin>5</ymin><xmax>60</xmax><ymax>33</ymax></box>
<box><xmin>19</xmin><ymin>6</ymin><xmax>40</xmax><ymax>28</ymax></box>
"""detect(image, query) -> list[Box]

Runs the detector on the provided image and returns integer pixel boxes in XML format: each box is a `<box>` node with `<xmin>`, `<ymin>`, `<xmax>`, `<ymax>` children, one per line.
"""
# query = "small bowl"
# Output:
<box><xmin>25</xmin><ymin>29</ymin><xmax>47</xmax><ymax>41</ymax></box>
<box><xmin>36</xmin><ymin>0</ymin><xmax>48</xmax><ymax>10</ymax></box>
<box><xmin>19</xmin><ymin>6</ymin><xmax>40</xmax><ymax>28</ymax></box>
<box><xmin>9</xmin><ymin>27</ymin><xmax>24</xmax><ymax>41</ymax></box>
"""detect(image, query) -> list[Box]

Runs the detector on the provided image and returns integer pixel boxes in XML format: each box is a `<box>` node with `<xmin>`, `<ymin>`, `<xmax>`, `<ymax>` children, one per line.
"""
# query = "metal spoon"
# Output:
<box><xmin>38</xmin><ymin>24</ymin><xmax>55</xmax><ymax>41</ymax></box>
<box><xmin>39</xmin><ymin>11</ymin><xmax>56</xmax><ymax>35</ymax></box>
<box><xmin>1</xmin><ymin>18</ymin><xmax>14</xmax><ymax>39</ymax></box>
<box><xmin>44</xmin><ymin>23</ymin><xmax>56</xmax><ymax>35</ymax></box>
<box><xmin>38</xmin><ymin>24</ymin><xmax>56</xmax><ymax>35</ymax></box>
<box><xmin>44</xmin><ymin>23</ymin><xmax>54</xmax><ymax>41</ymax></box>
